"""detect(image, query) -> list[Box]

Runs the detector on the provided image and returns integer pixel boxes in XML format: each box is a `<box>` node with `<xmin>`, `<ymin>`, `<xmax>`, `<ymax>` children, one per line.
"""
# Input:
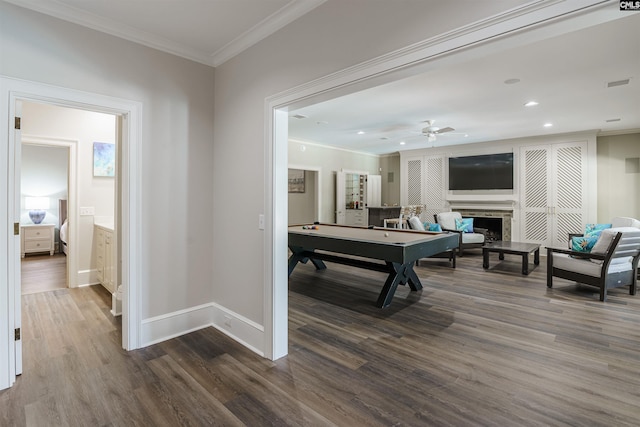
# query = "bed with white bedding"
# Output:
<box><xmin>59</xmin><ymin>199</ymin><xmax>68</xmax><ymax>255</ymax></box>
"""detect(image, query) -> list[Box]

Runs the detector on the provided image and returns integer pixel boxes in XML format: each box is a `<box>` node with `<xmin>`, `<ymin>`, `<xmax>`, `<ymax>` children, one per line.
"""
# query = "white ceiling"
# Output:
<box><xmin>289</xmin><ymin>11</ymin><xmax>640</xmax><ymax>155</ymax></box>
<box><xmin>3</xmin><ymin>0</ymin><xmax>326</xmax><ymax>66</ymax></box>
<box><xmin>7</xmin><ymin>1</ymin><xmax>639</xmax><ymax>155</ymax></box>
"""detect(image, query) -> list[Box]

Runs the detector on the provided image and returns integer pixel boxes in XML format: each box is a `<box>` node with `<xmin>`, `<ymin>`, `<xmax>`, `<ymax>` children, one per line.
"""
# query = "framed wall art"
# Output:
<box><xmin>288</xmin><ymin>169</ymin><xmax>305</xmax><ymax>193</ymax></box>
<box><xmin>93</xmin><ymin>142</ymin><xmax>115</xmax><ymax>177</ymax></box>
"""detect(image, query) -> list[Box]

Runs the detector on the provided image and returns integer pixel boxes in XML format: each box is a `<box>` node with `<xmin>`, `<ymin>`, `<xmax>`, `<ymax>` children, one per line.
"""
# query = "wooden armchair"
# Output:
<box><xmin>384</xmin><ymin>204</ymin><xmax>425</xmax><ymax>229</ymax></box>
<box><xmin>434</xmin><ymin>212</ymin><xmax>487</xmax><ymax>256</ymax></box>
<box><xmin>547</xmin><ymin>229</ymin><xmax>640</xmax><ymax>301</ymax></box>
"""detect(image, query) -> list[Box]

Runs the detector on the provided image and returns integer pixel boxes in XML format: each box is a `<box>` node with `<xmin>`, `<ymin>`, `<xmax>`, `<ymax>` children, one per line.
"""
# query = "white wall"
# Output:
<box><xmin>288</xmin><ymin>170</ymin><xmax>316</xmax><ymax>225</ymax></box>
<box><xmin>21</xmin><ymin>144</ymin><xmax>67</xmax><ymax>227</ymax></box>
<box><xmin>597</xmin><ymin>132</ymin><xmax>640</xmax><ymax>220</ymax></box>
<box><xmin>21</xmin><ymin>102</ymin><xmax>116</xmax><ymax>284</ymax></box>
<box><xmin>288</xmin><ymin>140</ymin><xmax>380</xmax><ymax>222</ymax></box>
<box><xmin>0</xmin><ymin>1</ymin><xmax>215</xmax><ymax>320</ymax></box>
<box><xmin>379</xmin><ymin>154</ymin><xmax>401</xmax><ymax>206</ymax></box>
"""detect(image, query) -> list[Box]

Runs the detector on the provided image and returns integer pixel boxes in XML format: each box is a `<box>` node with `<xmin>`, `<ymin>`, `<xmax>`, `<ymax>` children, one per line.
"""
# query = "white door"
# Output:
<box><xmin>520</xmin><ymin>142</ymin><xmax>587</xmax><ymax>247</ymax></box>
<box><xmin>521</xmin><ymin>145</ymin><xmax>552</xmax><ymax>246</ymax></box>
<box><xmin>550</xmin><ymin>142</ymin><xmax>587</xmax><ymax>247</ymax></box>
<box><xmin>366</xmin><ymin>174</ymin><xmax>381</xmax><ymax>207</ymax></box>
<box><xmin>424</xmin><ymin>155</ymin><xmax>446</xmax><ymax>222</ymax></box>
<box><xmin>11</xmin><ymin>100</ymin><xmax>23</xmax><ymax>376</ymax></box>
<box><xmin>336</xmin><ymin>171</ymin><xmax>346</xmax><ymax>224</ymax></box>
<box><xmin>403</xmin><ymin>156</ymin><xmax>424</xmax><ymax>206</ymax></box>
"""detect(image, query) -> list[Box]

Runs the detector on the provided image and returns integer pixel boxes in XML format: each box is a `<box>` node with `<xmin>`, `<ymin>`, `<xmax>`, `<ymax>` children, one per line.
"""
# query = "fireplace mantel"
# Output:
<box><xmin>446</xmin><ymin>195</ymin><xmax>516</xmax><ymax>211</ymax></box>
<box><xmin>448</xmin><ymin>201</ymin><xmax>516</xmax><ymax>211</ymax></box>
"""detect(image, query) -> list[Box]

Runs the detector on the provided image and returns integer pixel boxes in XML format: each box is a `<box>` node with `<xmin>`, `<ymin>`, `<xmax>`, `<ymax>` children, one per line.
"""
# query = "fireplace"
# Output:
<box><xmin>456</xmin><ymin>209</ymin><xmax>513</xmax><ymax>242</ymax></box>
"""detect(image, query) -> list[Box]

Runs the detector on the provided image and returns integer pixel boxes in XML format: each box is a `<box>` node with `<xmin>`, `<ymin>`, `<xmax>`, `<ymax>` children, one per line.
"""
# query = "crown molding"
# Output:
<box><xmin>211</xmin><ymin>0</ymin><xmax>326</xmax><ymax>67</ymax></box>
<box><xmin>3</xmin><ymin>0</ymin><xmax>326</xmax><ymax>67</ymax></box>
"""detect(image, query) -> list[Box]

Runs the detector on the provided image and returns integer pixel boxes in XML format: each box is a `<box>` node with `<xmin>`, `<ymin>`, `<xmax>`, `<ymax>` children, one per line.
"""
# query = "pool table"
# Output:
<box><xmin>288</xmin><ymin>223</ymin><xmax>459</xmax><ymax>308</ymax></box>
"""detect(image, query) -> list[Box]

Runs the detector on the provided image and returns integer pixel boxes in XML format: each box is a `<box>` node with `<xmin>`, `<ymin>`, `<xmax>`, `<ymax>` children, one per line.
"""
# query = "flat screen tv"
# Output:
<box><xmin>448</xmin><ymin>152</ymin><xmax>514</xmax><ymax>190</ymax></box>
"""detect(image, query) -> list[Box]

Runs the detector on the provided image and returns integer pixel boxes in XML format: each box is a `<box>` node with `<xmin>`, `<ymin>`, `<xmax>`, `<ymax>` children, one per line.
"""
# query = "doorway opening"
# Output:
<box><xmin>20</xmin><ymin>140</ymin><xmax>70</xmax><ymax>295</ymax></box>
<box><xmin>19</xmin><ymin>101</ymin><xmax>118</xmax><ymax>302</ymax></box>
<box><xmin>2</xmin><ymin>76</ymin><xmax>142</xmax><ymax>390</ymax></box>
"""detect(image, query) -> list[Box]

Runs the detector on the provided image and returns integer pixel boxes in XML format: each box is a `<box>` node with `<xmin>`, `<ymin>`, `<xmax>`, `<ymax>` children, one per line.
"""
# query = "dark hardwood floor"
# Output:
<box><xmin>2</xmin><ymin>251</ymin><xmax>640</xmax><ymax>426</ymax></box>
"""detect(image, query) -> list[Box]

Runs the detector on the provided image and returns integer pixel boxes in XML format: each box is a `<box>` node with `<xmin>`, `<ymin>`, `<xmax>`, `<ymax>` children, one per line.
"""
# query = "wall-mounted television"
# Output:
<box><xmin>448</xmin><ymin>152</ymin><xmax>514</xmax><ymax>190</ymax></box>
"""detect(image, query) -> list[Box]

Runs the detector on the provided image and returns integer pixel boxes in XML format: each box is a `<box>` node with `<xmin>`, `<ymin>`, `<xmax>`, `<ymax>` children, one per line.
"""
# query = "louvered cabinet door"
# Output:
<box><xmin>404</xmin><ymin>157</ymin><xmax>423</xmax><ymax>206</ymax></box>
<box><xmin>520</xmin><ymin>142</ymin><xmax>587</xmax><ymax>247</ymax></box>
<box><xmin>521</xmin><ymin>146</ymin><xmax>552</xmax><ymax>245</ymax></box>
<box><xmin>551</xmin><ymin>143</ymin><xmax>587</xmax><ymax>247</ymax></box>
<box><xmin>424</xmin><ymin>155</ymin><xmax>446</xmax><ymax>222</ymax></box>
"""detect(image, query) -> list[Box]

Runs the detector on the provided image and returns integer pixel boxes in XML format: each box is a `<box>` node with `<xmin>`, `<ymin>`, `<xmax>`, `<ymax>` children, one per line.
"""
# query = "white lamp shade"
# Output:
<box><xmin>25</xmin><ymin>196</ymin><xmax>50</xmax><ymax>210</ymax></box>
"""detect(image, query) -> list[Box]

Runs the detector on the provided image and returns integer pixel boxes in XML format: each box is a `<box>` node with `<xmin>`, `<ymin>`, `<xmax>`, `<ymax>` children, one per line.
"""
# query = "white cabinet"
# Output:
<box><xmin>402</xmin><ymin>154</ymin><xmax>446</xmax><ymax>222</ymax></box>
<box><xmin>520</xmin><ymin>141</ymin><xmax>588</xmax><ymax>247</ymax></box>
<box><xmin>21</xmin><ymin>224</ymin><xmax>55</xmax><ymax>257</ymax></box>
<box><xmin>94</xmin><ymin>224</ymin><xmax>115</xmax><ymax>293</ymax></box>
<box><xmin>336</xmin><ymin>171</ymin><xmax>381</xmax><ymax>225</ymax></box>
<box><xmin>345</xmin><ymin>209</ymin><xmax>366</xmax><ymax>226</ymax></box>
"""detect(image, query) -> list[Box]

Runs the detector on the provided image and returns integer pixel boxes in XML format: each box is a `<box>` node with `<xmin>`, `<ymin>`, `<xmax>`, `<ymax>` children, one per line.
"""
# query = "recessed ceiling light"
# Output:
<box><xmin>606</xmin><ymin>118</ymin><xmax>621</xmax><ymax>123</ymax></box>
<box><xmin>380</xmin><ymin>137</ymin><xmax>389</xmax><ymax>140</ymax></box>
<box><xmin>543</xmin><ymin>123</ymin><xmax>553</xmax><ymax>128</ymax></box>
<box><xmin>504</xmin><ymin>78</ymin><xmax>520</xmax><ymax>84</ymax></box>
<box><xmin>357</xmin><ymin>131</ymin><xmax>365</xmax><ymax>135</ymax></box>
<box><xmin>399</xmin><ymin>141</ymin><xmax>406</xmax><ymax>145</ymax></box>
<box><xmin>464</xmin><ymin>134</ymin><xmax>469</xmax><ymax>137</ymax></box>
<box><xmin>524</xmin><ymin>101</ymin><xmax>539</xmax><ymax>107</ymax></box>
<box><xmin>291</xmin><ymin>114</ymin><xmax>307</xmax><ymax>119</ymax></box>
<box><xmin>316</xmin><ymin>120</ymin><xmax>328</xmax><ymax>125</ymax></box>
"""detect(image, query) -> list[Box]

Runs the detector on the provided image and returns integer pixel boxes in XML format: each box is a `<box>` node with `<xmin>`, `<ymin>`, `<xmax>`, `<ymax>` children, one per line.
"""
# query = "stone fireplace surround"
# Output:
<box><xmin>455</xmin><ymin>208</ymin><xmax>513</xmax><ymax>242</ymax></box>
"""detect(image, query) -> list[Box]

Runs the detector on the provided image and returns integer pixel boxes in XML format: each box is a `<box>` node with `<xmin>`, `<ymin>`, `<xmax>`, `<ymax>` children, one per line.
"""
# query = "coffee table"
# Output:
<box><xmin>482</xmin><ymin>241</ymin><xmax>540</xmax><ymax>275</ymax></box>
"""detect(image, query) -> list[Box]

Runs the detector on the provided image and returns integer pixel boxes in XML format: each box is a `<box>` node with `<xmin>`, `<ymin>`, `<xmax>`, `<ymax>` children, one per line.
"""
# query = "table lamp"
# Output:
<box><xmin>25</xmin><ymin>196</ymin><xmax>50</xmax><ymax>224</ymax></box>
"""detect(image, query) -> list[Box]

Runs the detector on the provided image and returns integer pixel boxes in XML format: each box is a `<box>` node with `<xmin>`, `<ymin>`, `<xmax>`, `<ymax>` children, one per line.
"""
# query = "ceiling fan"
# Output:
<box><xmin>421</xmin><ymin>120</ymin><xmax>455</xmax><ymax>142</ymax></box>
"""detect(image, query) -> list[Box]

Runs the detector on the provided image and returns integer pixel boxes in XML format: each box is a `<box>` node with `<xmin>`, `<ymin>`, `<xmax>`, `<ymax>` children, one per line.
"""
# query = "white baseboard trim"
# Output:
<box><xmin>76</xmin><ymin>269</ymin><xmax>99</xmax><ymax>288</ymax></box>
<box><xmin>210</xmin><ymin>302</ymin><xmax>265</xmax><ymax>357</ymax></box>
<box><xmin>140</xmin><ymin>302</ymin><xmax>265</xmax><ymax>357</ymax></box>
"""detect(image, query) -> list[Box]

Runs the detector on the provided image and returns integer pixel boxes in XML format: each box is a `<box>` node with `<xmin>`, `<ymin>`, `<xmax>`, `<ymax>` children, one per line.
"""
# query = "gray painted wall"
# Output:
<box><xmin>597</xmin><ymin>133</ymin><xmax>640</xmax><ymax>221</ymax></box>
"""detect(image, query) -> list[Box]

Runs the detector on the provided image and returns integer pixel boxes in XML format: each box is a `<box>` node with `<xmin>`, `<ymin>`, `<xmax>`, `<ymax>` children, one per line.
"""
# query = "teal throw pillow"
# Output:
<box><xmin>584</xmin><ymin>223</ymin><xmax>611</xmax><ymax>237</ymax></box>
<box><xmin>423</xmin><ymin>222</ymin><xmax>442</xmax><ymax>232</ymax></box>
<box><xmin>571</xmin><ymin>236</ymin><xmax>599</xmax><ymax>252</ymax></box>
<box><xmin>455</xmin><ymin>218</ymin><xmax>474</xmax><ymax>233</ymax></box>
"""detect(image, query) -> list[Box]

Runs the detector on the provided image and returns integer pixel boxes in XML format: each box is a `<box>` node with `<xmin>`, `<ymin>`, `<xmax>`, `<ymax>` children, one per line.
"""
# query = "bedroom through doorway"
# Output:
<box><xmin>18</xmin><ymin>100</ymin><xmax>120</xmax><ymax>336</ymax></box>
<box><xmin>20</xmin><ymin>140</ymin><xmax>70</xmax><ymax>295</ymax></box>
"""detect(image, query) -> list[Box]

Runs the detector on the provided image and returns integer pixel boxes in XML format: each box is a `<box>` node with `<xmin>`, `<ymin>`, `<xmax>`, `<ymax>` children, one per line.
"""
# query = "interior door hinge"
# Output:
<box><xmin>15</xmin><ymin>328</ymin><xmax>21</xmax><ymax>341</ymax></box>
<box><xmin>14</xmin><ymin>222</ymin><xmax>20</xmax><ymax>236</ymax></box>
<box><xmin>14</xmin><ymin>117</ymin><xmax>21</xmax><ymax>130</ymax></box>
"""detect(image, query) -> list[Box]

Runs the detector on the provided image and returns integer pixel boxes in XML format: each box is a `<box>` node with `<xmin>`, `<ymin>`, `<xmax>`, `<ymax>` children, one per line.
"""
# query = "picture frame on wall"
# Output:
<box><xmin>93</xmin><ymin>142</ymin><xmax>115</xmax><ymax>177</ymax></box>
<box><xmin>288</xmin><ymin>169</ymin><xmax>305</xmax><ymax>193</ymax></box>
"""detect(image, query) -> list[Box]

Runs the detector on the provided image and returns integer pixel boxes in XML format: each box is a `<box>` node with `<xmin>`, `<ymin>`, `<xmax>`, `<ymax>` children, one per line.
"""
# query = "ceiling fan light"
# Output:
<box><xmin>427</xmin><ymin>134</ymin><xmax>436</xmax><ymax>143</ymax></box>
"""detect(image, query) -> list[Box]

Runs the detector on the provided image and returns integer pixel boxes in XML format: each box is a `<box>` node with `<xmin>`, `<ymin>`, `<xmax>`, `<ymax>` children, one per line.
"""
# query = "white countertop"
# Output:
<box><xmin>94</xmin><ymin>221</ymin><xmax>114</xmax><ymax>231</ymax></box>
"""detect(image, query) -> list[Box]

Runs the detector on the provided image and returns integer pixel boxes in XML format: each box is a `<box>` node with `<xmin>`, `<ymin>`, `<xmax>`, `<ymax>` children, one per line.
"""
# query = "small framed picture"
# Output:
<box><xmin>93</xmin><ymin>142</ymin><xmax>115</xmax><ymax>177</ymax></box>
<box><xmin>288</xmin><ymin>169</ymin><xmax>305</xmax><ymax>193</ymax></box>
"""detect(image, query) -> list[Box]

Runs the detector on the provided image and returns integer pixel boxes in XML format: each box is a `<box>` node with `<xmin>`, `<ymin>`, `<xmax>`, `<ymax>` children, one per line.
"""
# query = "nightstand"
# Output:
<box><xmin>21</xmin><ymin>223</ymin><xmax>55</xmax><ymax>258</ymax></box>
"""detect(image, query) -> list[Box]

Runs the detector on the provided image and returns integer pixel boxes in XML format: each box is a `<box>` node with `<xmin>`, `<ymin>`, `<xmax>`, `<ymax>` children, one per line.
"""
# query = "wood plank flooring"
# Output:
<box><xmin>2</xmin><ymin>251</ymin><xmax>640</xmax><ymax>426</ymax></box>
<box><xmin>21</xmin><ymin>254</ymin><xmax>67</xmax><ymax>295</ymax></box>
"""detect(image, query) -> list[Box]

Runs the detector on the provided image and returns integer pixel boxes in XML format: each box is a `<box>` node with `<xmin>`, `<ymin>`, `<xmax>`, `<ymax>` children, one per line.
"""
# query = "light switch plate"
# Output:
<box><xmin>258</xmin><ymin>214</ymin><xmax>265</xmax><ymax>230</ymax></box>
<box><xmin>80</xmin><ymin>207</ymin><xmax>95</xmax><ymax>216</ymax></box>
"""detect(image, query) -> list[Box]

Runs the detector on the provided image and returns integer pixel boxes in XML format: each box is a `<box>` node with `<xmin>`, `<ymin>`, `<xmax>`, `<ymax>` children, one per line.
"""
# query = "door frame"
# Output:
<box><xmin>263</xmin><ymin>0</ymin><xmax>614</xmax><ymax>359</ymax></box>
<box><xmin>0</xmin><ymin>76</ymin><xmax>143</xmax><ymax>390</ymax></box>
<box><xmin>21</xmin><ymin>135</ymin><xmax>78</xmax><ymax>289</ymax></box>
